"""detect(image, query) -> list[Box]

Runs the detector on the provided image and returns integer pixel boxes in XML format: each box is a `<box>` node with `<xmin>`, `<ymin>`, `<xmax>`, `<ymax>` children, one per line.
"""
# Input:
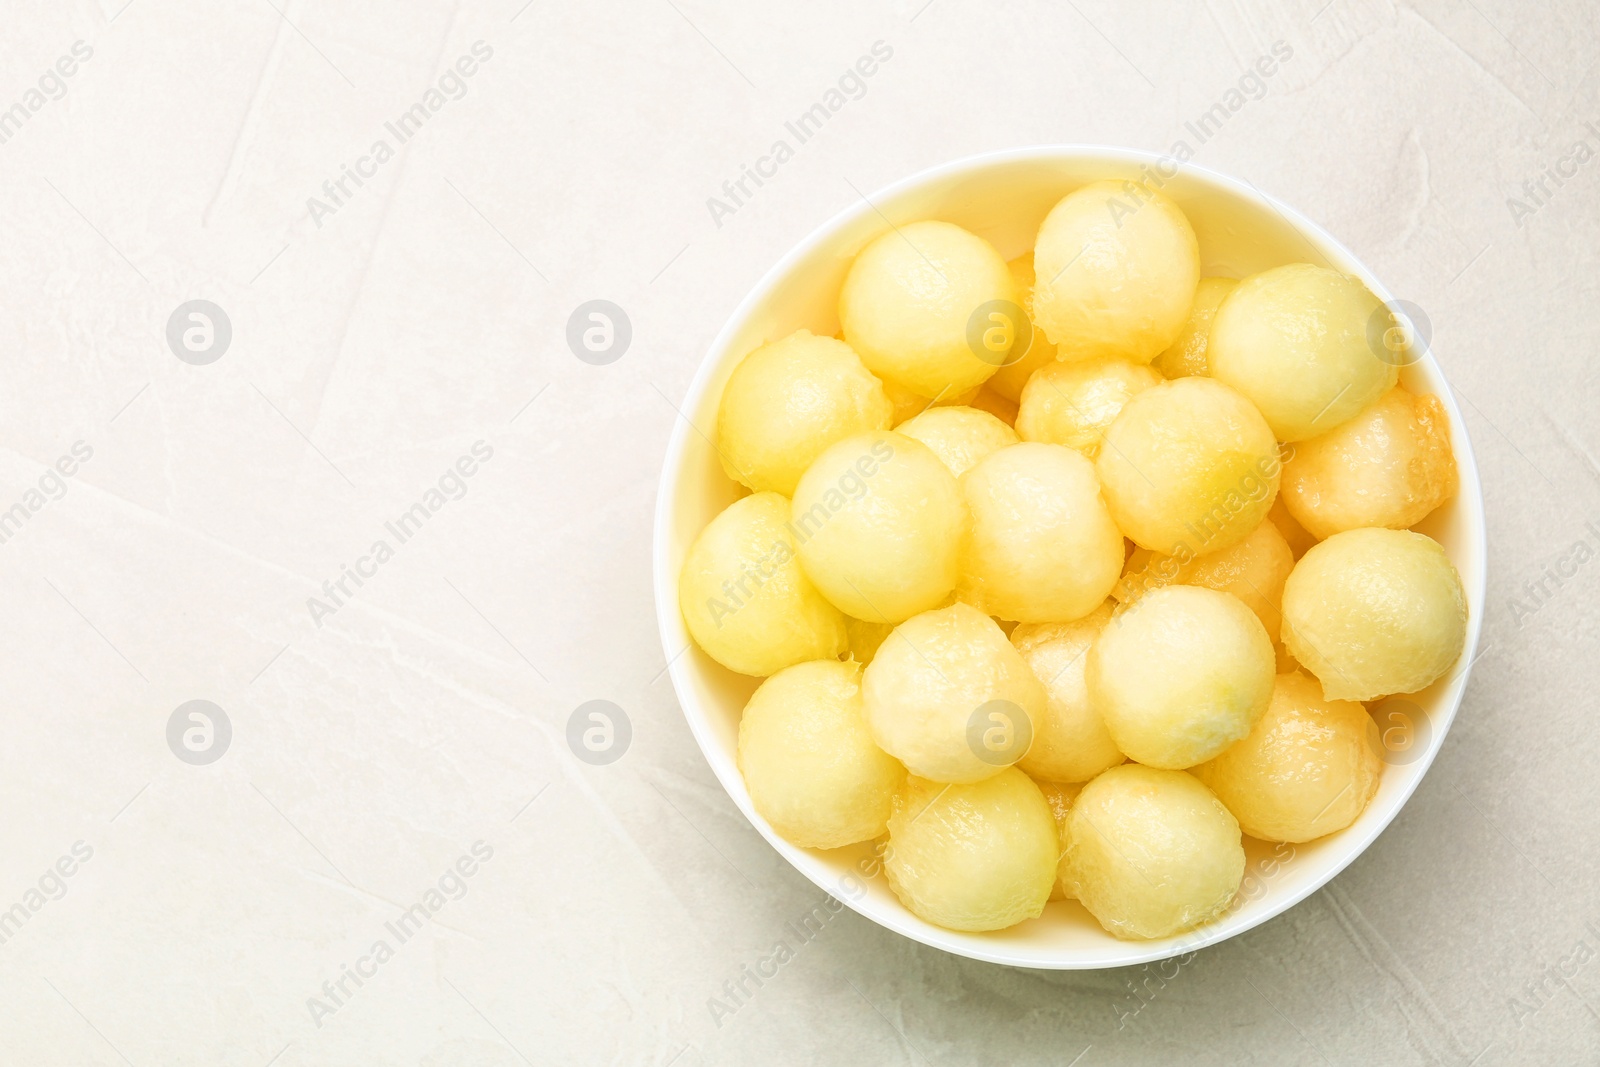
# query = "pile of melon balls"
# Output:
<box><xmin>679</xmin><ymin>179</ymin><xmax>1466</xmax><ymax>941</ymax></box>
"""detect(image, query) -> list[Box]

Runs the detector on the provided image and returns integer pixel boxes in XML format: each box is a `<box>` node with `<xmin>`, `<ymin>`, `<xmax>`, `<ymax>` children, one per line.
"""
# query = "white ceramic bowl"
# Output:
<box><xmin>652</xmin><ymin>146</ymin><xmax>1486</xmax><ymax>969</ymax></box>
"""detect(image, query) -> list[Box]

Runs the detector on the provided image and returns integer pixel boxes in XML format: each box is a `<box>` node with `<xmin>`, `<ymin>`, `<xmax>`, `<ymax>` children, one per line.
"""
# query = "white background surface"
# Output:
<box><xmin>0</xmin><ymin>1</ymin><xmax>1595</xmax><ymax>1064</ymax></box>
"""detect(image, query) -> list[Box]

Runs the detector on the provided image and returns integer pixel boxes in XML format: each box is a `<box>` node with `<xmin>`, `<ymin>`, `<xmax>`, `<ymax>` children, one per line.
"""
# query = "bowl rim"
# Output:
<box><xmin>651</xmin><ymin>143</ymin><xmax>1487</xmax><ymax>969</ymax></box>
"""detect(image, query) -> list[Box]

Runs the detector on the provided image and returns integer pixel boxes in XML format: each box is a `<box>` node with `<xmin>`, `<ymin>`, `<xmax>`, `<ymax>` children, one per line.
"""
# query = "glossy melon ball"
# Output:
<box><xmin>1032</xmin><ymin>180</ymin><xmax>1201</xmax><ymax>363</ymax></box>
<box><xmin>986</xmin><ymin>253</ymin><xmax>1059</xmax><ymax>402</ymax></box>
<box><xmin>1208</xmin><ymin>264</ymin><xmax>1398</xmax><ymax>442</ymax></box>
<box><xmin>738</xmin><ymin>659</ymin><xmax>906</xmax><ymax>849</ymax></box>
<box><xmin>862</xmin><ymin>602</ymin><xmax>1046</xmax><ymax>783</ymax></box>
<box><xmin>1282</xmin><ymin>385</ymin><xmax>1457</xmax><ymax>539</ymax></box>
<box><xmin>1096</xmin><ymin>377</ymin><xmax>1282</xmax><ymax>555</ymax></box>
<box><xmin>839</xmin><ymin>221</ymin><xmax>1016</xmax><ymax>399</ymax></box>
<box><xmin>884</xmin><ymin>769</ymin><xmax>1058</xmax><ymax>931</ymax></box>
<box><xmin>1154</xmin><ymin>276</ymin><xmax>1238</xmax><ymax>379</ymax></box>
<box><xmin>1087</xmin><ymin>586</ymin><xmax>1275</xmax><ymax>769</ymax></box>
<box><xmin>957</xmin><ymin>443</ymin><xmax>1125</xmax><ymax>623</ymax></box>
<box><xmin>896</xmin><ymin>405</ymin><xmax>1019</xmax><ymax>477</ymax></box>
<box><xmin>1015</xmin><ymin>358</ymin><xmax>1162</xmax><ymax>458</ymax></box>
<box><xmin>1011</xmin><ymin>602</ymin><xmax>1125</xmax><ymax>783</ymax></box>
<box><xmin>1195</xmin><ymin>670</ymin><xmax>1381</xmax><ymax>843</ymax></box>
<box><xmin>1034</xmin><ymin>778</ymin><xmax>1082</xmax><ymax>900</ymax></box>
<box><xmin>792</xmin><ymin>431</ymin><xmax>966</xmax><ymax>623</ymax></box>
<box><xmin>1118</xmin><ymin>518</ymin><xmax>1294</xmax><ymax>638</ymax></box>
<box><xmin>1281</xmin><ymin>528</ymin><xmax>1467</xmax><ymax>701</ymax></box>
<box><xmin>680</xmin><ymin>492</ymin><xmax>847</xmax><ymax>676</ymax></box>
<box><xmin>1270</xmin><ymin>494</ymin><xmax>1318</xmax><ymax>559</ymax></box>
<box><xmin>1062</xmin><ymin>765</ymin><xmax>1244</xmax><ymax>940</ymax></box>
<box><xmin>715</xmin><ymin>330</ymin><xmax>893</xmax><ymax>496</ymax></box>
<box><xmin>845</xmin><ymin>616</ymin><xmax>894</xmax><ymax>666</ymax></box>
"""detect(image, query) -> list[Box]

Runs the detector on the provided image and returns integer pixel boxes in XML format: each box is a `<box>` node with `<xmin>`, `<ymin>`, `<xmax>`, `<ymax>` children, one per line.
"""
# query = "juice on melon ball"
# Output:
<box><xmin>737</xmin><ymin>659</ymin><xmax>906</xmax><ymax>849</ymax></box>
<box><xmin>884</xmin><ymin>769</ymin><xmax>1058</xmax><ymax>931</ymax></box>
<box><xmin>1033</xmin><ymin>778</ymin><xmax>1083</xmax><ymax>901</ymax></box>
<box><xmin>1032</xmin><ymin>180</ymin><xmax>1201</xmax><ymax>364</ymax></box>
<box><xmin>679</xmin><ymin>492</ymin><xmax>847</xmax><ymax>676</ymax></box>
<box><xmin>1095</xmin><ymin>377</ymin><xmax>1282</xmax><ymax>556</ymax></box>
<box><xmin>1010</xmin><ymin>602</ymin><xmax>1126</xmax><ymax>783</ymax></box>
<box><xmin>1062</xmin><ymin>765</ymin><xmax>1244</xmax><ymax>940</ymax></box>
<box><xmin>1087</xmin><ymin>586</ymin><xmax>1275</xmax><ymax>769</ymax></box>
<box><xmin>1154</xmin><ymin>276</ymin><xmax>1238</xmax><ymax>379</ymax></box>
<box><xmin>985</xmin><ymin>253</ymin><xmax>1059</xmax><ymax>403</ymax></box>
<box><xmin>715</xmin><ymin>329</ymin><xmax>893</xmax><ymax>496</ymax></box>
<box><xmin>1208</xmin><ymin>263</ymin><xmax>1398</xmax><ymax>442</ymax></box>
<box><xmin>1015</xmin><ymin>357</ymin><xmax>1162</xmax><ymax>458</ymax></box>
<box><xmin>895</xmin><ymin>405</ymin><xmax>1018</xmax><ymax>477</ymax></box>
<box><xmin>1194</xmin><ymin>670</ymin><xmax>1381</xmax><ymax>843</ymax></box>
<box><xmin>1118</xmin><ymin>517</ymin><xmax>1295</xmax><ymax>639</ymax></box>
<box><xmin>861</xmin><ymin>602</ymin><xmax>1046</xmax><ymax>783</ymax></box>
<box><xmin>1281</xmin><ymin>528</ymin><xmax>1467</xmax><ymax>702</ymax></box>
<box><xmin>791</xmin><ymin>431</ymin><xmax>966</xmax><ymax>624</ymax></box>
<box><xmin>958</xmin><ymin>443</ymin><xmax>1124</xmax><ymax>623</ymax></box>
<box><xmin>839</xmin><ymin>221</ymin><xmax>1017</xmax><ymax>399</ymax></box>
<box><xmin>1282</xmin><ymin>385</ymin><xmax>1457</xmax><ymax>539</ymax></box>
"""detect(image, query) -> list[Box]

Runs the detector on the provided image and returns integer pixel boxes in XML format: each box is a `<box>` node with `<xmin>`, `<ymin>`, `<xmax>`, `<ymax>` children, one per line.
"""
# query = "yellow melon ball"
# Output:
<box><xmin>1154</xmin><ymin>276</ymin><xmax>1238</xmax><ymax>379</ymax></box>
<box><xmin>1015</xmin><ymin>358</ymin><xmax>1162</xmax><ymax>458</ymax></box>
<box><xmin>792</xmin><ymin>431</ymin><xmax>966</xmax><ymax>624</ymax></box>
<box><xmin>1208</xmin><ymin>263</ymin><xmax>1398</xmax><ymax>442</ymax></box>
<box><xmin>1282</xmin><ymin>386</ymin><xmax>1457</xmax><ymax>540</ymax></box>
<box><xmin>845</xmin><ymin>616</ymin><xmax>894</xmax><ymax>666</ymax></box>
<box><xmin>1270</xmin><ymin>494</ymin><xmax>1317</xmax><ymax>559</ymax></box>
<box><xmin>737</xmin><ymin>659</ymin><xmax>906</xmax><ymax>849</ymax></box>
<box><xmin>839</xmin><ymin>221</ymin><xmax>1017</xmax><ymax>398</ymax></box>
<box><xmin>1062</xmin><ymin>765</ymin><xmax>1244</xmax><ymax>940</ymax></box>
<box><xmin>882</xmin><ymin>377</ymin><xmax>982</xmax><ymax>424</ymax></box>
<box><xmin>884</xmin><ymin>770</ymin><xmax>1058</xmax><ymax>931</ymax></box>
<box><xmin>715</xmin><ymin>330</ymin><xmax>893</xmax><ymax>496</ymax></box>
<box><xmin>1034</xmin><ymin>778</ymin><xmax>1082</xmax><ymax>901</ymax></box>
<box><xmin>1117</xmin><ymin>518</ymin><xmax>1294</xmax><ymax>638</ymax></box>
<box><xmin>1281</xmin><ymin>528</ymin><xmax>1467</xmax><ymax>701</ymax></box>
<box><xmin>1032</xmin><ymin>180</ymin><xmax>1201</xmax><ymax>363</ymax></box>
<box><xmin>679</xmin><ymin>492</ymin><xmax>847</xmax><ymax>676</ymax></box>
<box><xmin>861</xmin><ymin>602</ymin><xmax>1047</xmax><ymax>783</ymax></box>
<box><xmin>986</xmin><ymin>253</ymin><xmax>1059</xmax><ymax>402</ymax></box>
<box><xmin>1194</xmin><ymin>671</ymin><xmax>1381</xmax><ymax>842</ymax></box>
<box><xmin>957</xmin><ymin>443</ymin><xmax>1124</xmax><ymax>623</ymax></box>
<box><xmin>1011</xmin><ymin>603</ymin><xmax>1126</xmax><ymax>783</ymax></box>
<box><xmin>895</xmin><ymin>405</ymin><xmax>1019</xmax><ymax>477</ymax></box>
<box><xmin>1096</xmin><ymin>377</ymin><xmax>1282</xmax><ymax>556</ymax></box>
<box><xmin>1087</xmin><ymin>586</ymin><xmax>1275</xmax><ymax>769</ymax></box>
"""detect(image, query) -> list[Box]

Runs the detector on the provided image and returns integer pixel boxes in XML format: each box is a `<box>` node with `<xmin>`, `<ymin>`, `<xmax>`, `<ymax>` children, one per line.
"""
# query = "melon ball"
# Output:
<box><xmin>1209</xmin><ymin>263</ymin><xmax>1398</xmax><ymax>442</ymax></box>
<box><xmin>1280</xmin><ymin>528</ymin><xmax>1467</xmax><ymax>701</ymax></box>
<box><xmin>1270</xmin><ymin>494</ymin><xmax>1318</xmax><ymax>559</ymax></box>
<box><xmin>1035</xmin><ymin>779</ymin><xmax>1082</xmax><ymax>900</ymax></box>
<box><xmin>986</xmin><ymin>254</ymin><xmax>1059</xmax><ymax>402</ymax></box>
<box><xmin>1118</xmin><ymin>518</ymin><xmax>1294</xmax><ymax>638</ymax></box>
<box><xmin>1282</xmin><ymin>386</ymin><xmax>1457</xmax><ymax>540</ymax></box>
<box><xmin>680</xmin><ymin>492</ymin><xmax>847</xmax><ymax>676</ymax></box>
<box><xmin>957</xmin><ymin>443</ymin><xmax>1125</xmax><ymax>623</ymax></box>
<box><xmin>884</xmin><ymin>769</ymin><xmax>1058</xmax><ymax>931</ymax></box>
<box><xmin>895</xmin><ymin>405</ymin><xmax>1019</xmax><ymax>477</ymax></box>
<box><xmin>845</xmin><ymin>616</ymin><xmax>894</xmax><ymax>666</ymax></box>
<box><xmin>1032</xmin><ymin>180</ymin><xmax>1201</xmax><ymax>363</ymax></box>
<box><xmin>1015</xmin><ymin>358</ymin><xmax>1162</xmax><ymax>459</ymax></box>
<box><xmin>1096</xmin><ymin>377</ymin><xmax>1282</xmax><ymax>555</ymax></box>
<box><xmin>839</xmin><ymin>221</ymin><xmax>1017</xmax><ymax>399</ymax></box>
<box><xmin>862</xmin><ymin>602</ymin><xmax>1047</xmax><ymax>783</ymax></box>
<box><xmin>883</xmin><ymin>378</ymin><xmax>983</xmax><ymax>425</ymax></box>
<box><xmin>792</xmin><ymin>431</ymin><xmax>966</xmax><ymax>624</ymax></box>
<box><xmin>715</xmin><ymin>330</ymin><xmax>893</xmax><ymax>496</ymax></box>
<box><xmin>1063</xmin><ymin>765</ymin><xmax>1244</xmax><ymax>939</ymax></box>
<box><xmin>1154</xmin><ymin>276</ymin><xmax>1238</xmax><ymax>379</ymax></box>
<box><xmin>738</xmin><ymin>660</ymin><xmax>906</xmax><ymax>849</ymax></box>
<box><xmin>1195</xmin><ymin>671</ymin><xmax>1381</xmax><ymax>843</ymax></box>
<box><xmin>1011</xmin><ymin>602</ymin><xmax>1125</xmax><ymax>783</ymax></box>
<box><xmin>1088</xmin><ymin>586</ymin><xmax>1275</xmax><ymax>769</ymax></box>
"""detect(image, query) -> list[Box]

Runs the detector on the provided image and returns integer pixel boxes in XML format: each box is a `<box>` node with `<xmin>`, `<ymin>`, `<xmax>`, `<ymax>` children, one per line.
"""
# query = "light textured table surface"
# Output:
<box><xmin>0</xmin><ymin>1</ymin><xmax>1596</xmax><ymax>1064</ymax></box>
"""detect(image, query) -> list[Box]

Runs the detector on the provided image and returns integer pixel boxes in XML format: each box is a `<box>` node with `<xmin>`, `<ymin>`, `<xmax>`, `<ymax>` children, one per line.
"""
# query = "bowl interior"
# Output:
<box><xmin>654</xmin><ymin>147</ymin><xmax>1486</xmax><ymax>969</ymax></box>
